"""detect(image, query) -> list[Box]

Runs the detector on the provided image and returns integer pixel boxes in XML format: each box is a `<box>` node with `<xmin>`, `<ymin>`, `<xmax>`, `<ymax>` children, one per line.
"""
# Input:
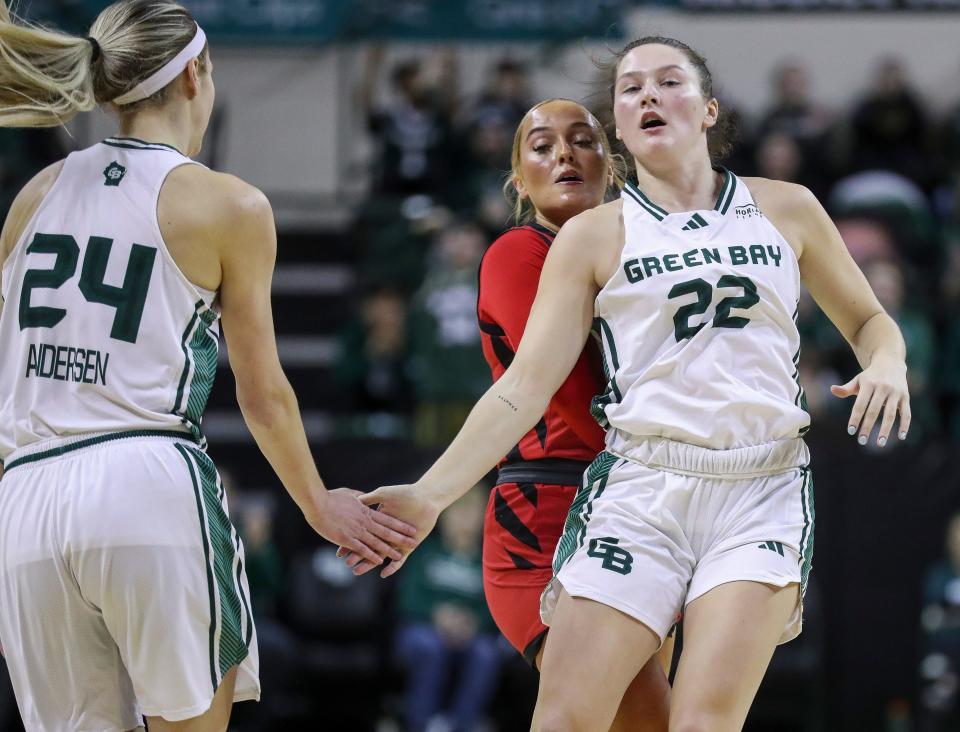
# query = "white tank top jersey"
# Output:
<box><xmin>591</xmin><ymin>169</ymin><xmax>810</xmax><ymax>450</ymax></box>
<box><xmin>0</xmin><ymin>138</ymin><xmax>219</xmax><ymax>462</ymax></box>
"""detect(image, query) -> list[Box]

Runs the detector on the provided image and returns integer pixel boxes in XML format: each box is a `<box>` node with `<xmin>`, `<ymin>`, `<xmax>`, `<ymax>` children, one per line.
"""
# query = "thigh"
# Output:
<box><xmin>68</xmin><ymin>441</ymin><xmax>260</xmax><ymax>723</ymax></box>
<box><xmin>670</xmin><ymin>581</ymin><xmax>799</xmax><ymax>732</ymax></box>
<box><xmin>0</xmin><ymin>458</ymin><xmax>141</xmax><ymax>732</ymax></box>
<box><xmin>145</xmin><ymin>666</ymin><xmax>237</xmax><ymax>732</ymax></box>
<box><xmin>533</xmin><ymin>587</ymin><xmax>661</xmax><ymax>732</ymax></box>
<box><xmin>483</xmin><ymin>482</ymin><xmax>576</xmax><ymax>663</ymax></box>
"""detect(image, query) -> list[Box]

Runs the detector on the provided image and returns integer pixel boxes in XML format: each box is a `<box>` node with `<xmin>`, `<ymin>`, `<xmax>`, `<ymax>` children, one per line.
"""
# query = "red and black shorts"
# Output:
<box><xmin>482</xmin><ymin>458</ymin><xmax>591</xmax><ymax>666</ymax></box>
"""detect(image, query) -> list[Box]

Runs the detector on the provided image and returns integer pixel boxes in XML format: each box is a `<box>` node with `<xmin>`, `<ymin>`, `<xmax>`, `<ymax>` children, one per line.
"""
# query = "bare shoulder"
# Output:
<box><xmin>553</xmin><ymin>199</ymin><xmax>623</xmax><ymax>287</ymax></box>
<box><xmin>741</xmin><ymin>177</ymin><xmax>826</xmax><ymax>258</ymax></box>
<box><xmin>163</xmin><ymin>165</ymin><xmax>272</xmax><ymax>235</ymax></box>
<box><xmin>1</xmin><ymin>160</ymin><xmax>65</xmax><ymax>261</ymax></box>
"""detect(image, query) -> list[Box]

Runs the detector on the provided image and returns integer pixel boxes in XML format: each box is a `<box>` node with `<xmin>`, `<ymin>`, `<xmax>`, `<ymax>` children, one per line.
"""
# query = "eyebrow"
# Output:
<box><xmin>617</xmin><ymin>64</ymin><xmax>686</xmax><ymax>82</ymax></box>
<box><xmin>525</xmin><ymin>121</ymin><xmax>595</xmax><ymax>140</ymax></box>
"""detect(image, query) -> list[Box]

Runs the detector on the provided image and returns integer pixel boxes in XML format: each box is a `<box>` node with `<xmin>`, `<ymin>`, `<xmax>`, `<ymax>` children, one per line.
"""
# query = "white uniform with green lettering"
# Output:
<box><xmin>542</xmin><ymin>170</ymin><xmax>815</xmax><ymax>645</ymax></box>
<box><xmin>0</xmin><ymin>138</ymin><xmax>259</xmax><ymax>730</ymax></box>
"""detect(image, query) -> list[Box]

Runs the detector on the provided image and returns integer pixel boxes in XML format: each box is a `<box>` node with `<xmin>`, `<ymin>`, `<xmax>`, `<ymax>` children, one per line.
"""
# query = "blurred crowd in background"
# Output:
<box><xmin>4</xmin><ymin>36</ymin><xmax>960</xmax><ymax>732</ymax></box>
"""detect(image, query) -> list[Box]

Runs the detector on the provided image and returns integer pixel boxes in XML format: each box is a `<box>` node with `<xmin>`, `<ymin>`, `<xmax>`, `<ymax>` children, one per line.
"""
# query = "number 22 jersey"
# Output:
<box><xmin>593</xmin><ymin>169</ymin><xmax>810</xmax><ymax>450</ymax></box>
<box><xmin>0</xmin><ymin>138</ymin><xmax>219</xmax><ymax>462</ymax></box>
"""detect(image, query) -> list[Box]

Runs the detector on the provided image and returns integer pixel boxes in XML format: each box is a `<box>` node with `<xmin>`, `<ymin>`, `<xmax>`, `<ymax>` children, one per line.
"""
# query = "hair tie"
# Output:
<box><xmin>86</xmin><ymin>37</ymin><xmax>101</xmax><ymax>63</ymax></box>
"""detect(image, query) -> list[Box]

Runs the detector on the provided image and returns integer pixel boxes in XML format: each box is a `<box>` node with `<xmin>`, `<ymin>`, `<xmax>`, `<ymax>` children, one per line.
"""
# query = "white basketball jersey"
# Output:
<box><xmin>0</xmin><ymin>137</ymin><xmax>219</xmax><ymax>461</ymax></box>
<box><xmin>592</xmin><ymin>169</ymin><xmax>809</xmax><ymax>450</ymax></box>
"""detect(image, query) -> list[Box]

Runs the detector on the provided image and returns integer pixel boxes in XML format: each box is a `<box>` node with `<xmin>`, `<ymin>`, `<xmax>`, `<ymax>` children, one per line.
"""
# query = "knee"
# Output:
<box><xmin>534</xmin><ymin>707</ymin><xmax>596</xmax><ymax>732</ymax></box>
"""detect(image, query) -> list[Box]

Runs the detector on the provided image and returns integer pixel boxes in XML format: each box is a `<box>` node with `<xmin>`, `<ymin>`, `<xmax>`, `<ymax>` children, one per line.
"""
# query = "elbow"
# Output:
<box><xmin>235</xmin><ymin>376</ymin><xmax>297</xmax><ymax>429</ymax></box>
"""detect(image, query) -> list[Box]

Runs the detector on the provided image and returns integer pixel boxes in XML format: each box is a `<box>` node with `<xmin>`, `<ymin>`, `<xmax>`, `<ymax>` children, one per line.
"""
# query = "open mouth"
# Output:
<box><xmin>640</xmin><ymin>112</ymin><xmax>666</xmax><ymax>130</ymax></box>
<box><xmin>554</xmin><ymin>171</ymin><xmax>584</xmax><ymax>184</ymax></box>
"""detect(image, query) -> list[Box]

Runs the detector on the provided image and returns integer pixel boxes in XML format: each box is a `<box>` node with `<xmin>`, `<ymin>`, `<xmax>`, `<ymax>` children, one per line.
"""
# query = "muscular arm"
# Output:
<box><xmin>190</xmin><ymin>171</ymin><xmax>415</xmax><ymax>561</ymax></box>
<box><xmin>480</xmin><ymin>233</ymin><xmax>604</xmax><ymax>449</ymax></box>
<box><xmin>416</xmin><ymin>210</ymin><xmax>607</xmax><ymax>509</ymax></box>
<box><xmin>751</xmin><ymin>179</ymin><xmax>909</xmax><ymax>442</ymax></box>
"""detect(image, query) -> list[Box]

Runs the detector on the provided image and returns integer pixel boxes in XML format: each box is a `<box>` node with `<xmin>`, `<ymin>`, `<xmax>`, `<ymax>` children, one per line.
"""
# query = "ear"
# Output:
<box><xmin>182</xmin><ymin>57</ymin><xmax>201</xmax><ymax>100</ymax></box>
<box><xmin>703</xmin><ymin>97</ymin><xmax>719</xmax><ymax>130</ymax></box>
<box><xmin>513</xmin><ymin>175</ymin><xmax>528</xmax><ymax>201</ymax></box>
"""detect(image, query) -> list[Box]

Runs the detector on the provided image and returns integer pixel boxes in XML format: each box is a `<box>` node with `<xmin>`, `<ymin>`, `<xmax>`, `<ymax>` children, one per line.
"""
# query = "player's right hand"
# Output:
<box><xmin>337</xmin><ymin>483</ymin><xmax>442</xmax><ymax>578</ymax></box>
<box><xmin>303</xmin><ymin>487</ymin><xmax>418</xmax><ymax>567</ymax></box>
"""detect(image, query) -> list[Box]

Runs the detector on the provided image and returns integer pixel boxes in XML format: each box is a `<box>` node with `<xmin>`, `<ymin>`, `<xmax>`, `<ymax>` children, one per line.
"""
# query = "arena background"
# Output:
<box><xmin>4</xmin><ymin>0</ymin><xmax>960</xmax><ymax>730</ymax></box>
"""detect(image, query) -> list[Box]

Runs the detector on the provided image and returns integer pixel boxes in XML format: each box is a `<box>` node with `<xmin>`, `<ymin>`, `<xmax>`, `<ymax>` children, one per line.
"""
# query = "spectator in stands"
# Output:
<box><xmin>850</xmin><ymin>57</ymin><xmax>931</xmax><ymax>188</ymax></box>
<box><xmin>409</xmin><ymin>223</ymin><xmax>490</xmax><ymax>447</ymax></box>
<box><xmin>357</xmin><ymin>46</ymin><xmax>458</xmax><ymax>200</ymax></box>
<box><xmin>335</xmin><ymin>284</ymin><xmax>415</xmax><ymax>414</ymax></box>
<box><xmin>395</xmin><ymin>484</ymin><xmax>503</xmax><ymax>732</ymax></box>
<box><xmin>754</xmin><ymin>131</ymin><xmax>804</xmax><ymax>185</ymax></box>
<box><xmin>919</xmin><ymin>512</ymin><xmax>960</xmax><ymax>730</ymax></box>
<box><xmin>463</xmin><ymin>58</ymin><xmax>531</xmax><ymax>133</ymax></box>
<box><xmin>757</xmin><ymin>61</ymin><xmax>832</xmax><ymax>187</ymax></box>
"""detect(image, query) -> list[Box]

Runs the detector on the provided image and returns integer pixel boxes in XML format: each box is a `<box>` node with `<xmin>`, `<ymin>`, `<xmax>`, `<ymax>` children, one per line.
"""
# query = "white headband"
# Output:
<box><xmin>113</xmin><ymin>24</ymin><xmax>207</xmax><ymax>106</ymax></box>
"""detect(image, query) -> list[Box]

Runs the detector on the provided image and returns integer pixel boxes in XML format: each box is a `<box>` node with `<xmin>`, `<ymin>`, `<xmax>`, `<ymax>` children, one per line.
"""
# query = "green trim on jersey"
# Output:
<box><xmin>102</xmin><ymin>137</ymin><xmax>184</xmax><ymax>155</ymax></box>
<box><xmin>590</xmin><ymin>318</ymin><xmax>622</xmax><ymax>429</ymax></box>
<box><xmin>623</xmin><ymin>180</ymin><xmax>666</xmax><ymax>221</ymax></box>
<box><xmin>553</xmin><ymin>452</ymin><xmax>619</xmax><ymax>574</ymax></box>
<box><xmin>791</xmin><ymin>305</ymin><xmax>810</xmax><ymax>436</ymax></box>
<box><xmin>2</xmin><ymin>429</ymin><xmax>196</xmax><ymax>471</ymax></box>
<box><xmin>173</xmin><ymin>301</ymin><xmax>219</xmax><ymax>445</ymax></box>
<box><xmin>799</xmin><ymin>467</ymin><xmax>815</xmax><ymax>595</ymax></box>
<box><xmin>175</xmin><ymin>444</ymin><xmax>252</xmax><ymax>692</ymax></box>
<box><xmin>713</xmin><ymin>168</ymin><xmax>737</xmax><ymax>214</ymax></box>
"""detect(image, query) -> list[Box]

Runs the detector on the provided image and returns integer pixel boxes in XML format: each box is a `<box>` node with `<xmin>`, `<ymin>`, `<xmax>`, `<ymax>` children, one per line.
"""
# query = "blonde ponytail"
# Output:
<box><xmin>0</xmin><ymin>0</ymin><xmax>205</xmax><ymax>129</ymax></box>
<box><xmin>0</xmin><ymin>3</ymin><xmax>96</xmax><ymax>127</ymax></box>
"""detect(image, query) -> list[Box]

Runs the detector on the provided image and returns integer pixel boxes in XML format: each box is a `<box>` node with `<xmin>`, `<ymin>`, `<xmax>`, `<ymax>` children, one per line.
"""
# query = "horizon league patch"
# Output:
<box><xmin>735</xmin><ymin>204</ymin><xmax>763</xmax><ymax>219</ymax></box>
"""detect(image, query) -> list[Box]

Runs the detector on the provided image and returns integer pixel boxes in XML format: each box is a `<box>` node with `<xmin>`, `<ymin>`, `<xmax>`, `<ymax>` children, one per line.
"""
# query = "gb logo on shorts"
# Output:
<box><xmin>587</xmin><ymin>537</ymin><xmax>633</xmax><ymax>575</ymax></box>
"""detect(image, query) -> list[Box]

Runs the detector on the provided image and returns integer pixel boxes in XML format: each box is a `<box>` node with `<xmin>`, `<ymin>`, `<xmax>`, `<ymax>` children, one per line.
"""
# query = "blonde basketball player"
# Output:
<box><xmin>348</xmin><ymin>37</ymin><xmax>910</xmax><ymax>731</ymax></box>
<box><xmin>0</xmin><ymin>2</ymin><xmax>415</xmax><ymax>730</ymax></box>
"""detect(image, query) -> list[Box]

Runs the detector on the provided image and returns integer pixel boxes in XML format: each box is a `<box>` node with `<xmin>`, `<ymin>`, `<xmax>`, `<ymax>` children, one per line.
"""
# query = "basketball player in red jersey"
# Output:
<box><xmin>478</xmin><ymin>99</ymin><xmax>671</xmax><ymax>730</ymax></box>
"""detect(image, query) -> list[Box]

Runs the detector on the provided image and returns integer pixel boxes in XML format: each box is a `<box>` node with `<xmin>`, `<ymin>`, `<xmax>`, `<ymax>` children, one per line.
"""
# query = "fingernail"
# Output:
<box><xmin>858</xmin><ymin>435</ymin><xmax>867</xmax><ymax>446</ymax></box>
<box><xmin>878</xmin><ymin>437</ymin><xmax>887</xmax><ymax>447</ymax></box>
<box><xmin>899</xmin><ymin>431</ymin><xmax>907</xmax><ymax>441</ymax></box>
<box><xmin>847</xmin><ymin>425</ymin><xmax>856</xmax><ymax>435</ymax></box>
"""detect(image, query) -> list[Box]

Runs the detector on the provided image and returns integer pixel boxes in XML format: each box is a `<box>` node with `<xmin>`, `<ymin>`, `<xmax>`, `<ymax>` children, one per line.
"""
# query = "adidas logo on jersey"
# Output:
<box><xmin>735</xmin><ymin>204</ymin><xmax>763</xmax><ymax>219</ymax></box>
<box><xmin>681</xmin><ymin>213</ymin><xmax>709</xmax><ymax>231</ymax></box>
<box><xmin>103</xmin><ymin>161</ymin><xmax>126</xmax><ymax>187</ymax></box>
<box><xmin>758</xmin><ymin>540</ymin><xmax>785</xmax><ymax>556</ymax></box>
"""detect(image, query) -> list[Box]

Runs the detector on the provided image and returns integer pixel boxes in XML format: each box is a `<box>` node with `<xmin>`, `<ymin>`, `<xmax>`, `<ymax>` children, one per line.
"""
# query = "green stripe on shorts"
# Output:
<box><xmin>553</xmin><ymin>452</ymin><xmax>618</xmax><ymax>574</ymax></box>
<box><xmin>799</xmin><ymin>467</ymin><xmax>815</xmax><ymax>595</ymax></box>
<box><xmin>176</xmin><ymin>445</ymin><xmax>250</xmax><ymax>691</ymax></box>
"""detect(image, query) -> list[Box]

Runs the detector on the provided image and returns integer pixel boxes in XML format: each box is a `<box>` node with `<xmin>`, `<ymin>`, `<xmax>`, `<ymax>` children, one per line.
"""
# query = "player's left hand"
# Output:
<box><xmin>337</xmin><ymin>483</ymin><xmax>442</xmax><ymax>578</ymax></box>
<box><xmin>830</xmin><ymin>354</ymin><xmax>910</xmax><ymax>447</ymax></box>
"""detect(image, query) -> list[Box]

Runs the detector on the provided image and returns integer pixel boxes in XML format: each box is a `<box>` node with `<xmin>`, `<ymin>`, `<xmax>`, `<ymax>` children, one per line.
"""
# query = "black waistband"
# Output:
<box><xmin>495</xmin><ymin>458</ymin><xmax>592</xmax><ymax>487</ymax></box>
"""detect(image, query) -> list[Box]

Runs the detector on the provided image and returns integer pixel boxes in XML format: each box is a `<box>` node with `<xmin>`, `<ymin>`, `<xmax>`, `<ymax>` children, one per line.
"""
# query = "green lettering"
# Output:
<box><xmin>53</xmin><ymin>346</ymin><xmax>67</xmax><ymax>381</ymax></box>
<box><xmin>642</xmin><ymin>257</ymin><xmax>663</xmax><ymax>278</ymax></box>
<box><xmin>95</xmin><ymin>352</ymin><xmax>109</xmax><ymax>386</ymax></box>
<box><xmin>624</xmin><ymin>258</ymin><xmax>644</xmax><ymax>284</ymax></box>
<box><xmin>729</xmin><ymin>246</ymin><xmax>748</xmax><ymax>265</ymax></box>
<box><xmin>703</xmin><ymin>248</ymin><xmax>722</xmax><ymax>264</ymax></box>
<box><xmin>749</xmin><ymin>244</ymin><xmax>768</xmax><ymax>266</ymax></box>
<box><xmin>663</xmin><ymin>254</ymin><xmax>682</xmax><ymax>272</ymax></box>
<box><xmin>39</xmin><ymin>344</ymin><xmax>55</xmax><ymax>378</ymax></box>
<box><xmin>682</xmin><ymin>249</ymin><xmax>702</xmax><ymax>268</ymax></box>
<box><xmin>767</xmin><ymin>245</ymin><xmax>782</xmax><ymax>267</ymax></box>
<box><xmin>25</xmin><ymin>343</ymin><xmax>38</xmax><ymax>378</ymax></box>
<box><xmin>71</xmin><ymin>348</ymin><xmax>84</xmax><ymax>381</ymax></box>
<box><xmin>83</xmin><ymin>350</ymin><xmax>97</xmax><ymax>384</ymax></box>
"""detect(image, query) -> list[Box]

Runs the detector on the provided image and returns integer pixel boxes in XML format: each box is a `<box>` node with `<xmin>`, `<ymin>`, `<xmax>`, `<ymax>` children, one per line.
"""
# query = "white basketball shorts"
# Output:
<box><xmin>0</xmin><ymin>431</ymin><xmax>259</xmax><ymax>731</ymax></box>
<box><xmin>541</xmin><ymin>435</ymin><xmax>814</xmax><ymax>645</ymax></box>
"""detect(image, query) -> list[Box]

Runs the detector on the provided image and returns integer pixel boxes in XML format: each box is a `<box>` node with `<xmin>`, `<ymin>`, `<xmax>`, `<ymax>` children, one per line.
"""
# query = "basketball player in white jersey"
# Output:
<box><xmin>345</xmin><ymin>37</ymin><xmax>911</xmax><ymax>731</ymax></box>
<box><xmin>0</xmin><ymin>2</ymin><xmax>415</xmax><ymax>730</ymax></box>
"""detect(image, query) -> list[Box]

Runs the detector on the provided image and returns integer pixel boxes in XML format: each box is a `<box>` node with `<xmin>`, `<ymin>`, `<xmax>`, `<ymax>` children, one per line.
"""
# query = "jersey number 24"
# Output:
<box><xmin>18</xmin><ymin>233</ymin><xmax>156</xmax><ymax>344</ymax></box>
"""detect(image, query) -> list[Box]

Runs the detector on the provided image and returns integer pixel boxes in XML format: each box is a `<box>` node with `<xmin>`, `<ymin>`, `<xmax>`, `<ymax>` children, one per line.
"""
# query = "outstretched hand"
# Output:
<box><xmin>303</xmin><ymin>487</ymin><xmax>418</xmax><ymax>567</ymax></box>
<box><xmin>831</xmin><ymin>356</ymin><xmax>910</xmax><ymax>447</ymax></box>
<box><xmin>337</xmin><ymin>484</ymin><xmax>442</xmax><ymax>578</ymax></box>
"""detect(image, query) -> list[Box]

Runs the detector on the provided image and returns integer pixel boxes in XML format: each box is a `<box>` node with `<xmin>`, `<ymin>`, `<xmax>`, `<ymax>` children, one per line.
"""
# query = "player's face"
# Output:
<box><xmin>188</xmin><ymin>53</ymin><xmax>216</xmax><ymax>157</ymax></box>
<box><xmin>613</xmin><ymin>44</ymin><xmax>717</xmax><ymax>165</ymax></box>
<box><xmin>515</xmin><ymin>101</ymin><xmax>610</xmax><ymax>230</ymax></box>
